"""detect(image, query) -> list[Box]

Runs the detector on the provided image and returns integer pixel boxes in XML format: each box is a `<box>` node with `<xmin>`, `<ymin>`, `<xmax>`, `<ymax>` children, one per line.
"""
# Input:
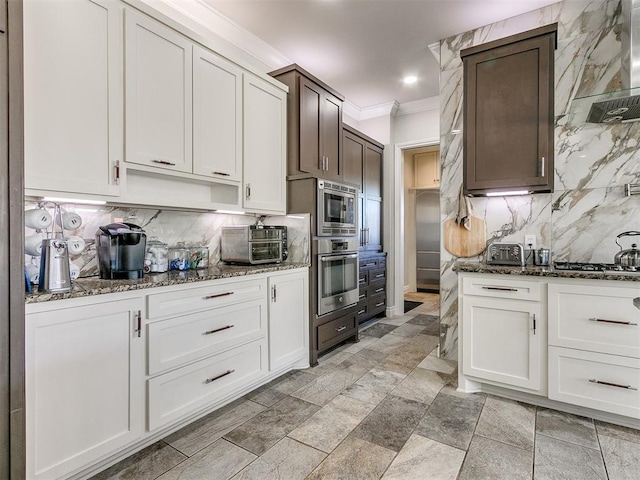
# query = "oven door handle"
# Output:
<box><xmin>320</xmin><ymin>254</ymin><xmax>358</xmax><ymax>262</ymax></box>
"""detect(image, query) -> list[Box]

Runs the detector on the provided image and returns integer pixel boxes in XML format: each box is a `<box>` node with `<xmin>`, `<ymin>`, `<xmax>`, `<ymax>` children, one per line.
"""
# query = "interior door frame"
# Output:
<box><xmin>385</xmin><ymin>138</ymin><xmax>438</xmax><ymax>320</ymax></box>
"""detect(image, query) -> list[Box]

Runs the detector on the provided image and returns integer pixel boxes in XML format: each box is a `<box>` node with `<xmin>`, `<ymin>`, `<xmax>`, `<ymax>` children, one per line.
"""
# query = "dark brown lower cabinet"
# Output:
<box><xmin>312</xmin><ymin>306</ymin><xmax>359</xmax><ymax>366</ymax></box>
<box><xmin>462</xmin><ymin>24</ymin><xmax>557</xmax><ymax>196</ymax></box>
<box><xmin>356</xmin><ymin>253</ymin><xmax>387</xmax><ymax>326</ymax></box>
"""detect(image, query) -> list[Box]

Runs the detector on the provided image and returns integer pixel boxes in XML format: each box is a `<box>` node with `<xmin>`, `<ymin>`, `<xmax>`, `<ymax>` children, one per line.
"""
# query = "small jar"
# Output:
<box><xmin>189</xmin><ymin>244</ymin><xmax>209</xmax><ymax>269</ymax></box>
<box><xmin>144</xmin><ymin>237</ymin><xmax>169</xmax><ymax>273</ymax></box>
<box><xmin>168</xmin><ymin>242</ymin><xmax>190</xmax><ymax>271</ymax></box>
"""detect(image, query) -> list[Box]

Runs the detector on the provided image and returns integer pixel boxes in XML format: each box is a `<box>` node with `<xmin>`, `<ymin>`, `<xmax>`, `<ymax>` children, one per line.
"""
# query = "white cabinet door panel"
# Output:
<box><xmin>24</xmin><ymin>0</ymin><xmax>121</xmax><ymax>196</ymax></box>
<box><xmin>148</xmin><ymin>339</ymin><xmax>266</xmax><ymax>430</ymax></box>
<box><xmin>243</xmin><ymin>74</ymin><xmax>287</xmax><ymax>214</ymax></box>
<box><xmin>125</xmin><ymin>9</ymin><xmax>192</xmax><ymax>173</ymax></box>
<box><xmin>268</xmin><ymin>270</ymin><xmax>309</xmax><ymax>371</ymax></box>
<box><xmin>548</xmin><ymin>282</ymin><xmax>640</xmax><ymax>358</ymax></box>
<box><xmin>148</xmin><ymin>297</ymin><xmax>267</xmax><ymax>375</ymax></box>
<box><xmin>193</xmin><ymin>46</ymin><xmax>242</xmax><ymax>181</ymax></box>
<box><xmin>462</xmin><ymin>295</ymin><xmax>543</xmax><ymax>392</ymax></box>
<box><xmin>549</xmin><ymin>346</ymin><xmax>640</xmax><ymax>419</ymax></box>
<box><xmin>26</xmin><ymin>298</ymin><xmax>144</xmax><ymax>480</ymax></box>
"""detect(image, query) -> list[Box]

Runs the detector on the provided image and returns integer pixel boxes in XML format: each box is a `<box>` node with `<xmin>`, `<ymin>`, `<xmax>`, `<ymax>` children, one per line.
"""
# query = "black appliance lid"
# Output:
<box><xmin>98</xmin><ymin>222</ymin><xmax>145</xmax><ymax>237</ymax></box>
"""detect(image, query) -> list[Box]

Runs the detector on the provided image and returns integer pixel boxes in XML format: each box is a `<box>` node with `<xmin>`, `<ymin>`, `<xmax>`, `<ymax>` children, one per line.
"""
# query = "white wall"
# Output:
<box><xmin>394</xmin><ymin>108</ymin><xmax>439</xmax><ymax>145</ymax></box>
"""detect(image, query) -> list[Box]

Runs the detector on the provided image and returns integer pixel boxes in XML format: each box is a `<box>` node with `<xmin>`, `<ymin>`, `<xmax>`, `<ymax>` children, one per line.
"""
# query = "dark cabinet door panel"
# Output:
<box><xmin>299</xmin><ymin>77</ymin><xmax>323</xmax><ymax>176</ymax></box>
<box><xmin>342</xmin><ymin>130</ymin><xmax>364</xmax><ymax>189</ymax></box>
<box><xmin>322</xmin><ymin>94</ymin><xmax>342</xmax><ymax>179</ymax></box>
<box><xmin>462</xmin><ymin>24</ymin><xmax>556</xmax><ymax>195</ymax></box>
<box><xmin>364</xmin><ymin>145</ymin><xmax>382</xmax><ymax>198</ymax></box>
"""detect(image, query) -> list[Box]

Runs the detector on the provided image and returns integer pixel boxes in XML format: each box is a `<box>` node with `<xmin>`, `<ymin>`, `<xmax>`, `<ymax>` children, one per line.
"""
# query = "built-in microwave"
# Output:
<box><xmin>317</xmin><ymin>179</ymin><xmax>358</xmax><ymax>236</ymax></box>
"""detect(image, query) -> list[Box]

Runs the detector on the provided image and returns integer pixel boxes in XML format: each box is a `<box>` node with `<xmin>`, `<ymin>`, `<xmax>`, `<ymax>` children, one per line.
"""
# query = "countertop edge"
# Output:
<box><xmin>26</xmin><ymin>263</ymin><xmax>311</xmax><ymax>304</ymax></box>
<box><xmin>453</xmin><ymin>262</ymin><xmax>640</xmax><ymax>282</ymax></box>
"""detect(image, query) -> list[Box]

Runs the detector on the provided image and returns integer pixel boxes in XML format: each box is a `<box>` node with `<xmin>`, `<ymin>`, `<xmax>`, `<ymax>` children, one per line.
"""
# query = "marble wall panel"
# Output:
<box><xmin>437</xmin><ymin>0</ymin><xmax>631</xmax><ymax>360</ymax></box>
<box><xmin>24</xmin><ymin>201</ymin><xmax>310</xmax><ymax>278</ymax></box>
<box><xmin>551</xmin><ymin>186</ymin><xmax>640</xmax><ymax>263</ymax></box>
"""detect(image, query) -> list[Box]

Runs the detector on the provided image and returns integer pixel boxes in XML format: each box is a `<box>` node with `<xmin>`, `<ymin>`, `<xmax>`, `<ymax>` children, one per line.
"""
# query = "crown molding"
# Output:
<box><xmin>158</xmin><ymin>0</ymin><xmax>292</xmax><ymax>69</ymax></box>
<box><xmin>396</xmin><ymin>96</ymin><xmax>440</xmax><ymax>116</ymax></box>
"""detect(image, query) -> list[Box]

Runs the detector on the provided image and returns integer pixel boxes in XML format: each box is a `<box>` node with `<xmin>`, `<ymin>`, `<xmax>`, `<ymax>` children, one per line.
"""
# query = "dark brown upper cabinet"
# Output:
<box><xmin>461</xmin><ymin>24</ymin><xmax>557</xmax><ymax>196</ymax></box>
<box><xmin>270</xmin><ymin>64</ymin><xmax>344</xmax><ymax>182</ymax></box>
<box><xmin>343</xmin><ymin>125</ymin><xmax>383</xmax><ymax>251</ymax></box>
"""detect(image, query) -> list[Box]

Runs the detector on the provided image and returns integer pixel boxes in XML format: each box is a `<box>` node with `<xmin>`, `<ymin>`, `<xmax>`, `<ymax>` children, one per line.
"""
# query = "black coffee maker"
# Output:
<box><xmin>96</xmin><ymin>223</ymin><xmax>147</xmax><ymax>279</ymax></box>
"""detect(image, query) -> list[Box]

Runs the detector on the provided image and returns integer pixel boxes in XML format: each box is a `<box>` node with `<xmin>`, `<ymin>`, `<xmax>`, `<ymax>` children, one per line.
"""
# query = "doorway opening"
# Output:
<box><xmin>402</xmin><ymin>145</ymin><xmax>440</xmax><ymax>298</ymax></box>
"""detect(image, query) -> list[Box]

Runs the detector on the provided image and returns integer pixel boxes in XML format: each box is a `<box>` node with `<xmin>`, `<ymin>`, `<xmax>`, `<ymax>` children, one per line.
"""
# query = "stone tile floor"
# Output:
<box><xmin>92</xmin><ymin>294</ymin><xmax>640</xmax><ymax>480</ymax></box>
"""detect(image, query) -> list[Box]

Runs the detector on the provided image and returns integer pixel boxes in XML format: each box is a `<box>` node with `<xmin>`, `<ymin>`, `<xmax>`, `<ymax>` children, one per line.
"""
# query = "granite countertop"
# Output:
<box><xmin>26</xmin><ymin>262</ymin><xmax>310</xmax><ymax>304</ymax></box>
<box><xmin>454</xmin><ymin>262</ymin><xmax>640</xmax><ymax>282</ymax></box>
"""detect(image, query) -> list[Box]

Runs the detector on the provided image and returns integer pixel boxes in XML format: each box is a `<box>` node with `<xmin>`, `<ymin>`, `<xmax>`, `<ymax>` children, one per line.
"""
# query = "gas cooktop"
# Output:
<box><xmin>554</xmin><ymin>262</ymin><xmax>640</xmax><ymax>273</ymax></box>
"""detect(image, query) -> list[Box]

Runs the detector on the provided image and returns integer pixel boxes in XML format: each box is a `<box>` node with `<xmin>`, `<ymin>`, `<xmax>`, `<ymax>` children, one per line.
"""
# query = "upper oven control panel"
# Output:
<box><xmin>486</xmin><ymin>243</ymin><xmax>525</xmax><ymax>266</ymax></box>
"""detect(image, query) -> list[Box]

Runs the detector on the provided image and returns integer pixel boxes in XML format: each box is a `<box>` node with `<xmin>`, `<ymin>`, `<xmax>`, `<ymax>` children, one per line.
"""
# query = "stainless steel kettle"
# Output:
<box><xmin>614</xmin><ymin>231</ymin><xmax>640</xmax><ymax>266</ymax></box>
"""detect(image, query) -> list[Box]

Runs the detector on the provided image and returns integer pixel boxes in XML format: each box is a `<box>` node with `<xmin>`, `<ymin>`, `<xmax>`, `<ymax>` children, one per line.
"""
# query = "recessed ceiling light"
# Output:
<box><xmin>403</xmin><ymin>75</ymin><xmax>418</xmax><ymax>85</ymax></box>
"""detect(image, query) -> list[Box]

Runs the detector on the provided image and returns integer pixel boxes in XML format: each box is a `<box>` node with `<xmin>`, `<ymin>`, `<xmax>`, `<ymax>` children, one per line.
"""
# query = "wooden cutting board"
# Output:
<box><xmin>444</xmin><ymin>217</ymin><xmax>487</xmax><ymax>258</ymax></box>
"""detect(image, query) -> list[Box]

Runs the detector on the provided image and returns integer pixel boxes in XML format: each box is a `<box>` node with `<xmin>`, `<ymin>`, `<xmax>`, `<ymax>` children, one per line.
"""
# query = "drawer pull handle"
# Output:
<box><xmin>204</xmin><ymin>325</ymin><xmax>234</xmax><ymax>335</ymax></box>
<box><xmin>151</xmin><ymin>159</ymin><xmax>176</xmax><ymax>166</ymax></box>
<box><xmin>212</xmin><ymin>171</ymin><xmax>230</xmax><ymax>176</ymax></box>
<box><xmin>336</xmin><ymin>326</ymin><xmax>347</xmax><ymax>333</ymax></box>
<box><xmin>588</xmin><ymin>317</ymin><xmax>638</xmax><ymax>326</ymax></box>
<box><xmin>375</xmin><ymin>288</ymin><xmax>384</xmax><ymax>293</ymax></box>
<box><xmin>481</xmin><ymin>286</ymin><xmax>518</xmax><ymax>292</ymax></box>
<box><xmin>375</xmin><ymin>301</ymin><xmax>385</xmax><ymax>307</ymax></box>
<box><xmin>204</xmin><ymin>291</ymin><xmax>234</xmax><ymax>300</ymax></box>
<box><xmin>357</xmin><ymin>309</ymin><xmax>366</xmax><ymax>315</ymax></box>
<box><xmin>359</xmin><ymin>293</ymin><xmax>366</xmax><ymax>299</ymax></box>
<box><xmin>375</xmin><ymin>274</ymin><xmax>385</xmax><ymax>278</ymax></box>
<box><xmin>364</xmin><ymin>262</ymin><xmax>376</xmax><ymax>267</ymax></box>
<box><xmin>205</xmin><ymin>369</ymin><xmax>235</xmax><ymax>384</ymax></box>
<box><xmin>588</xmin><ymin>379</ymin><xmax>638</xmax><ymax>391</ymax></box>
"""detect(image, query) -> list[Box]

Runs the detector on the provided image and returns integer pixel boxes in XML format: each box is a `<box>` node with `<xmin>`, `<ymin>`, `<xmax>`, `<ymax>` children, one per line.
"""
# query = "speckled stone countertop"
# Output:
<box><xmin>26</xmin><ymin>262</ymin><xmax>310</xmax><ymax>304</ymax></box>
<box><xmin>454</xmin><ymin>262</ymin><xmax>640</xmax><ymax>282</ymax></box>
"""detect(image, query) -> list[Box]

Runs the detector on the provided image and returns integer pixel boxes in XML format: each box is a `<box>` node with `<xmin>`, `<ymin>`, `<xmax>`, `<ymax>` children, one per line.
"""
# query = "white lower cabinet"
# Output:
<box><xmin>26</xmin><ymin>269</ymin><xmax>309</xmax><ymax>479</ymax></box>
<box><xmin>268</xmin><ymin>270</ymin><xmax>309</xmax><ymax>371</ymax></box>
<box><xmin>148</xmin><ymin>338</ymin><xmax>267</xmax><ymax>430</ymax></box>
<box><xmin>26</xmin><ymin>297</ymin><xmax>145</xmax><ymax>480</ymax></box>
<box><xmin>459</xmin><ymin>272</ymin><xmax>640</xmax><ymax>422</ymax></box>
<box><xmin>548</xmin><ymin>281</ymin><xmax>640</xmax><ymax>419</ymax></box>
<box><xmin>549</xmin><ymin>346</ymin><xmax>640</xmax><ymax>419</ymax></box>
<box><xmin>460</xmin><ymin>274</ymin><xmax>545</xmax><ymax>394</ymax></box>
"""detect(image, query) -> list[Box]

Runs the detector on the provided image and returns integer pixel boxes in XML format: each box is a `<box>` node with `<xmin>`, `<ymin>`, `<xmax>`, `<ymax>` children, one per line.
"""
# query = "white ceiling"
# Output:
<box><xmin>204</xmin><ymin>0</ymin><xmax>559</xmax><ymax>110</ymax></box>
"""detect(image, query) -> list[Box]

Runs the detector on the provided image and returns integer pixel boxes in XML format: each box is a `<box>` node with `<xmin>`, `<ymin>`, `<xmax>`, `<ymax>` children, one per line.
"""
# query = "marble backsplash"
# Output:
<box><xmin>24</xmin><ymin>201</ymin><xmax>310</xmax><ymax>278</ymax></box>
<box><xmin>438</xmin><ymin>0</ymin><xmax>640</xmax><ymax>360</ymax></box>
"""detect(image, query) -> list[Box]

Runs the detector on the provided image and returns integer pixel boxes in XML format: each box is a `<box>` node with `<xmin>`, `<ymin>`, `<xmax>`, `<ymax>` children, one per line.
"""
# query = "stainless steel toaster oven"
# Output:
<box><xmin>221</xmin><ymin>226</ymin><xmax>288</xmax><ymax>265</ymax></box>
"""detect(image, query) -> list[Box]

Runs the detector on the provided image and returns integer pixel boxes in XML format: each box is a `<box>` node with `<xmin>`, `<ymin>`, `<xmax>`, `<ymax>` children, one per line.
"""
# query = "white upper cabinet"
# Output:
<box><xmin>24</xmin><ymin>0</ymin><xmax>122</xmax><ymax>197</ymax></box>
<box><xmin>243</xmin><ymin>74</ymin><xmax>287</xmax><ymax>214</ymax></box>
<box><xmin>193</xmin><ymin>46</ymin><xmax>243</xmax><ymax>182</ymax></box>
<box><xmin>125</xmin><ymin>9</ymin><xmax>193</xmax><ymax>173</ymax></box>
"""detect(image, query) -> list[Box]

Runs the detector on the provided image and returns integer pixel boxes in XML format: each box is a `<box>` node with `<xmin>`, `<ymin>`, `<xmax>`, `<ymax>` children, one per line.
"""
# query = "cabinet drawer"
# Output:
<box><xmin>147</xmin><ymin>277</ymin><xmax>266</xmax><ymax>319</ymax></box>
<box><xmin>317</xmin><ymin>315</ymin><xmax>357</xmax><ymax>351</ymax></box>
<box><xmin>549</xmin><ymin>346</ymin><xmax>640</xmax><ymax>419</ymax></box>
<box><xmin>548</xmin><ymin>283</ymin><xmax>640</xmax><ymax>358</ymax></box>
<box><xmin>369</xmin><ymin>296</ymin><xmax>386</xmax><ymax>315</ymax></box>
<box><xmin>359</xmin><ymin>257</ymin><xmax>379</xmax><ymax>270</ymax></box>
<box><xmin>148</xmin><ymin>339</ymin><xmax>266</xmax><ymax>430</ymax></box>
<box><xmin>148</xmin><ymin>298</ymin><xmax>267</xmax><ymax>375</ymax></box>
<box><xmin>358</xmin><ymin>285</ymin><xmax>369</xmax><ymax>302</ymax></box>
<box><xmin>368</xmin><ymin>283</ymin><xmax>386</xmax><ymax>299</ymax></box>
<box><xmin>462</xmin><ymin>275</ymin><xmax>541</xmax><ymax>301</ymax></box>
<box><xmin>355</xmin><ymin>301</ymin><xmax>370</xmax><ymax>323</ymax></box>
<box><xmin>369</xmin><ymin>267</ymin><xmax>386</xmax><ymax>285</ymax></box>
<box><xmin>358</xmin><ymin>270</ymin><xmax>368</xmax><ymax>286</ymax></box>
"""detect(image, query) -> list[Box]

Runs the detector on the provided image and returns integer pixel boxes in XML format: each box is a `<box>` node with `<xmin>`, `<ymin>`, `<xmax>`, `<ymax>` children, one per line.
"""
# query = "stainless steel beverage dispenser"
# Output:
<box><xmin>96</xmin><ymin>223</ymin><xmax>147</xmax><ymax>279</ymax></box>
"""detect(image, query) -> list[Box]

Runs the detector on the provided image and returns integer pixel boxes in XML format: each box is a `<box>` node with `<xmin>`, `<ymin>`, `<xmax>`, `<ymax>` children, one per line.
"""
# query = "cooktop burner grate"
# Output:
<box><xmin>554</xmin><ymin>262</ymin><xmax>639</xmax><ymax>273</ymax></box>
